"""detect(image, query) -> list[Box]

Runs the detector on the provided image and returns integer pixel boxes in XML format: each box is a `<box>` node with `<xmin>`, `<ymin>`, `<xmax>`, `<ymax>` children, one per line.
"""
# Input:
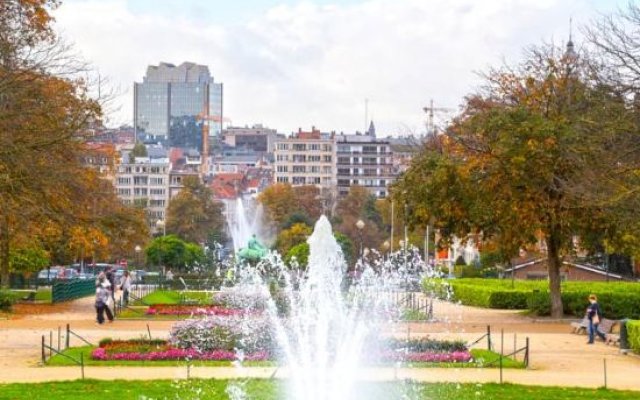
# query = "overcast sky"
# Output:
<box><xmin>54</xmin><ymin>0</ymin><xmax>625</xmax><ymax>136</ymax></box>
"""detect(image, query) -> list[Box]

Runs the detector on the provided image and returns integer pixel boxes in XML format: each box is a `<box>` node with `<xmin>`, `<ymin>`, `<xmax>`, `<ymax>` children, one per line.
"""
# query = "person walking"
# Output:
<box><xmin>105</xmin><ymin>267</ymin><xmax>116</xmax><ymax>303</ymax></box>
<box><xmin>95</xmin><ymin>278</ymin><xmax>114</xmax><ymax>324</ymax></box>
<box><xmin>586</xmin><ymin>294</ymin><xmax>606</xmax><ymax>344</ymax></box>
<box><xmin>120</xmin><ymin>271</ymin><xmax>131</xmax><ymax>306</ymax></box>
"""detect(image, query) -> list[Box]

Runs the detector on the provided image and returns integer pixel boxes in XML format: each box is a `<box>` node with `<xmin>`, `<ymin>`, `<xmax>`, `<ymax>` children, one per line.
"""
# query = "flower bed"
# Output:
<box><xmin>91</xmin><ymin>346</ymin><xmax>269</xmax><ymax>361</ymax></box>
<box><xmin>375</xmin><ymin>350</ymin><xmax>472</xmax><ymax>363</ymax></box>
<box><xmin>90</xmin><ymin>338</ymin><xmax>269</xmax><ymax>361</ymax></box>
<box><xmin>146</xmin><ymin>304</ymin><xmax>246</xmax><ymax>316</ymax></box>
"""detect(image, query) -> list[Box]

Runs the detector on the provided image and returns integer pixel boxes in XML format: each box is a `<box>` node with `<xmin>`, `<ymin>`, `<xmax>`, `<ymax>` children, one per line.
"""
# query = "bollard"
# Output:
<box><xmin>603</xmin><ymin>358</ymin><xmax>607</xmax><ymax>389</ymax></box>
<box><xmin>41</xmin><ymin>335</ymin><xmax>46</xmax><ymax>364</ymax></box>
<box><xmin>147</xmin><ymin>324</ymin><xmax>152</xmax><ymax>340</ymax></box>
<box><xmin>49</xmin><ymin>331</ymin><xmax>53</xmax><ymax>358</ymax></box>
<box><xmin>500</xmin><ymin>329</ymin><xmax>504</xmax><ymax>384</ymax></box>
<box><xmin>513</xmin><ymin>333</ymin><xmax>517</xmax><ymax>355</ymax></box>
<box><xmin>66</xmin><ymin>324</ymin><xmax>70</xmax><ymax>349</ymax></box>
<box><xmin>58</xmin><ymin>326</ymin><xmax>61</xmax><ymax>352</ymax></box>
<box><xmin>487</xmin><ymin>325</ymin><xmax>492</xmax><ymax>351</ymax></box>
<box><xmin>187</xmin><ymin>360</ymin><xmax>191</xmax><ymax>379</ymax></box>
<box><xmin>80</xmin><ymin>352</ymin><xmax>85</xmax><ymax>380</ymax></box>
<box><xmin>524</xmin><ymin>337</ymin><xmax>530</xmax><ymax>368</ymax></box>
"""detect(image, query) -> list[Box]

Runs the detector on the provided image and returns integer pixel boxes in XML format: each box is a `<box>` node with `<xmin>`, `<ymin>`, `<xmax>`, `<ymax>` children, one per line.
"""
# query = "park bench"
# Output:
<box><xmin>571</xmin><ymin>317</ymin><xmax>589</xmax><ymax>334</ymax></box>
<box><xmin>570</xmin><ymin>317</ymin><xmax>618</xmax><ymax>339</ymax></box>
<box><xmin>21</xmin><ymin>292</ymin><xmax>36</xmax><ymax>302</ymax></box>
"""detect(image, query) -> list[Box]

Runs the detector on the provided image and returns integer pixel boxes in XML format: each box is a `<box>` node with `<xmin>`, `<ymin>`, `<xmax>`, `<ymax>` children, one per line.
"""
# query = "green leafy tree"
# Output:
<box><xmin>9</xmin><ymin>245</ymin><xmax>49</xmax><ymax>273</ymax></box>
<box><xmin>284</xmin><ymin>243</ymin><xmax>309</xmax><ymax>269</ymax></box>
<box><xmin>128</xmin><ymin>142</ymin><xmax>147</xmax><ymax>163</ymax></box>
<box><xmin>334</xmin><ymin>186</ymin><xmax>385</xmax><ymax>256</ymax></box>
<box><xmin>145</xmin><ymin>235</ymin><xmax>206</xmax><ymax>272</ymax></box>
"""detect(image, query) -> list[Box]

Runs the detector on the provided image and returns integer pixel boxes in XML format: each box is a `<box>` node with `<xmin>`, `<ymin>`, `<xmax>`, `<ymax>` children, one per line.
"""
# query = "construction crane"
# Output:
<box><xmin>197</xmin><ymin>112</ymin><xmax>231</xmax><ymax>177</ymax></box>
<box><xmin>423</xmin><ymin>99</ymin><xmax>455</xmax><ymax>135</ymax></box>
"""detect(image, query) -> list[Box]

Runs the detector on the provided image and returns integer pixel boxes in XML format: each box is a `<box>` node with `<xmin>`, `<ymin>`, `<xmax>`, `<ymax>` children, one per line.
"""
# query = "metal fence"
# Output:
<box><xmin>52</xmin><ymin>280</ymin><xmax>95</xmax><ymax>303</ymax></box>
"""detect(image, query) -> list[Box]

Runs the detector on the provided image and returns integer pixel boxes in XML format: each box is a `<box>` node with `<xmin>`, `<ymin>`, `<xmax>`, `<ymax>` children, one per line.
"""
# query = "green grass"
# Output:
<box><xmin>9</xmin><ymin>288</ymin><xmax>51</xmax><ymax>303</ymax></box>
<box><xmin>47</xmin><ymin>346</ymin><xmax>522</xmax><ymax>369</ymax></box>
<box><xmin>137</xmin><ymin>290</ymin><xmax>213</xmax><ymax>306</ymax></box>
<box><xmin>0</xmin><ymin>379</ymin><xmax>638</xmax><ymax>400</ymax></box>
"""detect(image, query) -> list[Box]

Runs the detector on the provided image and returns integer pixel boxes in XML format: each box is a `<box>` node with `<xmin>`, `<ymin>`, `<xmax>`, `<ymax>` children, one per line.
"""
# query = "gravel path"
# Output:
<box><xmin>0</xmin><ymin>296</ymin><xmax>638</xmax><ymax>390</ymax></box>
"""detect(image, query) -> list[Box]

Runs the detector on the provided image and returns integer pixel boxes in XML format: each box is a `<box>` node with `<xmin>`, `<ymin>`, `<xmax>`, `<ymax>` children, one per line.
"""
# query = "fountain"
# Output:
<box><xmin>226</xmin><ymin>198</ymin><xmax>264</xmax><ymax>254</ymax></box>
<box><xmin>222</xmin><ymin>215</ymin><xmax>432</xmax><ymax>399</ymax></box>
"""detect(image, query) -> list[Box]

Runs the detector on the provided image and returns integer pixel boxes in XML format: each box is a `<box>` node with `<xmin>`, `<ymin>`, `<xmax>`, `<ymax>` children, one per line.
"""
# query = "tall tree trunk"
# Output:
<box><xmin>546</xmin><ymin>230</ymin><xmax>564</xmax><ymax>319</ymax></box>
<box><xmin>0</xmin><ymin>215</ymin><xmax>10</xmax><ymax>289</ymax></box>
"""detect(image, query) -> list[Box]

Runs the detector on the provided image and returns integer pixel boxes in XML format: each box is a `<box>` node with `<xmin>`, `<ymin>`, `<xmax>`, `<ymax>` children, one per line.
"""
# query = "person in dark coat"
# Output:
<box><xmin>105</xmin><ymin>267</ymin><xmax>116</xmax><ymax>303</ymax></box>
<box><xmin>586</xmin><ymin>294</ymin><xmax>606</xmax><ymax>344</ymax></box>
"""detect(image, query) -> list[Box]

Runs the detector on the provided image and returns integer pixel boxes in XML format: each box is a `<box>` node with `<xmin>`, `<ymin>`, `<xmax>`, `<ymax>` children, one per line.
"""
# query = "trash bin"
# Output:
<box><xmin>620</xmin><ymin>319</ymin><xmax>630</xmax><ymax>351</ymax></box>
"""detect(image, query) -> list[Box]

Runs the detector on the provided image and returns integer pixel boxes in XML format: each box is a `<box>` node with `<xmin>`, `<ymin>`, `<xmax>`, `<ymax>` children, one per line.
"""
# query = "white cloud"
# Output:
<box><xmin>54</xmin><ymin>0</ymin><xmax>614</xmax><ymax>135</ymax></box>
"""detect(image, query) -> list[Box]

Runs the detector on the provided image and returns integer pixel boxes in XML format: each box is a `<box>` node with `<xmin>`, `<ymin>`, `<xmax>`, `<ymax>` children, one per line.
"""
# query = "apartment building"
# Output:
<box><xmin>335</xmin><ymin>123</ymin><xmax>394</xmax><ymax>198</ymax></box>
<box><xmin>273</xmin><ymin>127</ymin><xmax>336</xmax><ymax>189</ymax></box>
<box><xmin>115</xmin><ymin>155</ymin><xmax>171</xmax><ymax>225</ymax></box>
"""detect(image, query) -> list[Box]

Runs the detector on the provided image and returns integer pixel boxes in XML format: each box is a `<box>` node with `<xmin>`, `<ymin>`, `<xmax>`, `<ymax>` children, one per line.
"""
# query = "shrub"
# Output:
<box><xmin>627</xmin><ymin>320</ymin><xmax>640</xmax><ymax>354</ymax></box>
<box><xmin>0</xmin><ymin>291</ymin><xmax>19</xmax><ymax>311</ymax></box>
<box><xmin>444</xmin><ymin>279</ymin><xmax>640</xmax><ymax>319</ymax></box>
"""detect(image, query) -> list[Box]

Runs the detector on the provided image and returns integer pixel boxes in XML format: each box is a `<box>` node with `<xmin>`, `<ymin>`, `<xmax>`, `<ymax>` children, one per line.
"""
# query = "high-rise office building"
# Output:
<box><xmin>134</xmin><ymin>62</ymin><xmax>223</xmax><ymax>152</ymax></box>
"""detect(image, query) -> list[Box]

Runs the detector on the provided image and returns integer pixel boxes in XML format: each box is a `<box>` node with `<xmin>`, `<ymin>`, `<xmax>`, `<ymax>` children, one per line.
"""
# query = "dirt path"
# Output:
<box><xmin>0</xmin><ymin>296</ymin><xmax>638</xmax><ymax>390</ymax></box>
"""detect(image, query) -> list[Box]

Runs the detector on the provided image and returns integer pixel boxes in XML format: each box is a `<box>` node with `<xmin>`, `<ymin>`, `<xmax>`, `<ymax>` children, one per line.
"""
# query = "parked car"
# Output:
<box><xmin>131</xmin><ymin>270</ymin><xmax>146</xmax><ymax>283</ymax></box>
<box><xmin>77</xmin><ymin>272</ymin><xmax>95</xmax><ymax>280</ymax></box>
<box><xmin>62</xmin><ymin>268</ymin><xmax>79</xmax><ymax>279</ymax></box>
<box><xmin>37</xmin><ymin>268</ymin><xmax>62</xmax><ymax>282</ymax></box>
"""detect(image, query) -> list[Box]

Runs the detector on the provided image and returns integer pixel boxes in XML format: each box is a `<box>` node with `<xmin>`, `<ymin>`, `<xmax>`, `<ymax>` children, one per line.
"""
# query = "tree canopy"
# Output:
<box><xmin>394</xmin><ymin>44</ymin><xmax>640</xmax><ymax>317</ymax></box>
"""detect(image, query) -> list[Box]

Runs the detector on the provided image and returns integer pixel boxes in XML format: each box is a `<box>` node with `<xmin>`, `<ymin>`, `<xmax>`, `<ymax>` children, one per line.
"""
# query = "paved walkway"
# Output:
<box><xmin>0</xmin><ymin>297</ymin><xmax>638</xmax><ymax>390</ymax></box>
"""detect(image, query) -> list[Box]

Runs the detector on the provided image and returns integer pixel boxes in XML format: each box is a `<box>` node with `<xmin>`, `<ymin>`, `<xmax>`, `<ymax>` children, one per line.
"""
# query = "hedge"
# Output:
<box><xmin>0</xmin><ymin>291</ymin><xmax>19</xmax><ymax>311</ymax></box>
<box><xmin>628</xmin><ymin>320</ymin><xmax>640</xmax><ymax>354</ymax></box>
<box><xmin>427</xmin><ymin>278</ymin><xmax>640</xmax><ymax>319</ymax></box>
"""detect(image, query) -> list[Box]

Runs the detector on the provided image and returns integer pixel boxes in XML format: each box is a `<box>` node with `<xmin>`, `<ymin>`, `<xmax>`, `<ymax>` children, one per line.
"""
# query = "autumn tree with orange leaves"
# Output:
<box><xmin>0</xmin><ymin>1</ymin><xmax>148</xmax><ymax>286</ymax></box>
<box><xmin>395</xmin><ymin>44</ymin><xmax>640</xmax><ymax>318</ymax></box>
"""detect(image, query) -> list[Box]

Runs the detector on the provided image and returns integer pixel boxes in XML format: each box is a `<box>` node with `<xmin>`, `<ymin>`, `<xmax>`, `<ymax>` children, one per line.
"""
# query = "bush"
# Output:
<box><xmin>434</xmin><ymin>278</ymin><xmax>640</xmax><ymax>318</ymax></box>
<box><xmin>0</xmin><ymin>291</ymin><xmax>18</xmax><ymax>311</ymax></box>
<box><xmin>627</xmin><ymin>320</ymin><xmax>640</xmax><ymax>354</ymax></box>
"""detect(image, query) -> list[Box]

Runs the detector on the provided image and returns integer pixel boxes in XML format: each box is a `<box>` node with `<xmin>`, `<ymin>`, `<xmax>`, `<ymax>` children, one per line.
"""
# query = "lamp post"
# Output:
<box><xmin>383</xmin><ymin>240</ymin><xmax>390</xmax><ymax>262</ymax></box>
<box><xmin>356</xmin><ymin>219</ymin><xmax>365</xmax><ymax>259</ymax></box>
<box><xmin>155</xmin><ymin>219</ymin><xmax>166</xmax><ymax>275</ymax></box>
<box><xmin>134</xmin><ymin>245</ymin><xmax>141</xmax><ymax>268</ymax></box>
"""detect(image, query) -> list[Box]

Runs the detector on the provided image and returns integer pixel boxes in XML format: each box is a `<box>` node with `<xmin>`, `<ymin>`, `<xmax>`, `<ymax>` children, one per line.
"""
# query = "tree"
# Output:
<box><xmin>128</xmin><ymin>141</ymin><xmax>147</xmax><ymax>163</ymax></box>
<box><xmin>334</xmin><ymin>186</ymin><xmax>385</xmax><ymax>257</ymax></box>
<box><xmin>166</xmin><ymin>176</ymin><xmax>224</xmax><ymax>244</ymax></box>
<box><xmin>284</xmin><ymin>242</ymin><xmax>309</xmax><ymax>269</ymax></box>
<box><xmin>274</xmin><ymin>223</ymin><xmax>312</xmax><ymax>256</ymax></box>
<box><xmin>258</xmin><ymin>184</ymin><xmax>324</xmax><ymax>230</ymax></box>
<box><xmin>145</xmin><ymin>235</ymin><xmax>203</xmax><ymax>271</ymax></box>
<box><xmin>258</xmin><ymin>183</ymin><xmax>296</xmax><ymax>227</ymax></box>
<box><xmin>394</xmin><ymin>44</ymin><xmax>637</xmax><ymax>318</ymax></box>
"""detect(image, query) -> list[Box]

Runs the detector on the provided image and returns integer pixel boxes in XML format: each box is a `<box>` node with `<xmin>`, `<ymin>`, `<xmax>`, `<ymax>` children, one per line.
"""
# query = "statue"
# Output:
<box><xmin>237</xmin><ymin>234</ymin><xmax>268</xmax><ymax>263</ymax></box>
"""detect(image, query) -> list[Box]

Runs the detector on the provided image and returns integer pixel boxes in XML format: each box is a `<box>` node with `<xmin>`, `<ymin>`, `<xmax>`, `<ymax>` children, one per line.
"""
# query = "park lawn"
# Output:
<box><xmin>47</xmin><ymin>346</ymin><xmax>522</xmax><ymax>369</ymax></box>
<box><xmin>9</xmin><ymin>288</ymin><xmax>52</xmax><ymax>303</ymax></box>
<box><xmin>136</xmin><ymin>290</ymin><xmax>213</xmax><ymax>306</ymax></box>
<box><xmin>45</xmin><ymin>346</ymin><xmax>274</xmax><ymax>367</ymax></box>
<box><xmin>0</xmin><ymin>379</ymin><xmax>639</xmax><ymax>400</ymax></box>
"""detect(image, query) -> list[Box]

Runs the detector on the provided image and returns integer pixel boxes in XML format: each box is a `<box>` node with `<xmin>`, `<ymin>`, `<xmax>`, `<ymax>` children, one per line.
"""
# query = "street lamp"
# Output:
<box><xmin>356</xmin><ymin>219</ymin><xmax>365</xmax><ymax>258</ymax></box>
<box><xmin>155</xmin><ymin>219</ymin><xmax>166</xmax><ymax>276</ymax></box>
<box><xmin>134</xmin><ymin>245</ymin><xmax>141</xmax><ymax>268</ymax></box>
<box><xmin>383</xmin><ymin>240</ymin><xmax>390</xmax><ymax>261</ymax></box>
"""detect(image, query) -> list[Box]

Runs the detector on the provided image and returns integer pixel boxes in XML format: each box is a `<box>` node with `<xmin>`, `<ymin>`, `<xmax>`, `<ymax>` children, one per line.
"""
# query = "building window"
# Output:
<box><xmin>323</xmin><ymin>155</ymin><xmax>332</xmax><ymax>162</ymax></box>
<box><xmin>276</xmin><ymin>176</ymin><xmax>289</xmax><ymax>183</ymax></box>
<box><xmin>293</xmin><ymin>143</ymin><xmax>306</xmax><ymax>151</ymax></box>
<box><xmin>277</xmin><ymin>165</ymin><xmax>288</xmax><ymax>173</ymax></box>
<box><xmin>293</xmin><ymin>165</ymin><xmax>305</xmax><ymax>173</ymax></box>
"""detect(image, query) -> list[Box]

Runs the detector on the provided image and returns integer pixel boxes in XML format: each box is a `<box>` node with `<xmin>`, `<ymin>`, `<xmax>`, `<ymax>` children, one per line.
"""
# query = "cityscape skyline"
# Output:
<box><xmin>55</xmin><ymin>0</ymin><xmax>625</xmax><ymax>135</ymax></box>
